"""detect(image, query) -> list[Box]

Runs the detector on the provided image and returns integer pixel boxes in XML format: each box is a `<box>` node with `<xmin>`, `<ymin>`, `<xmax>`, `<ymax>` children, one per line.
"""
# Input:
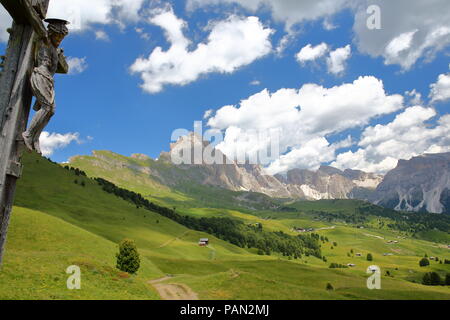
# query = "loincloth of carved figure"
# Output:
<box><xmin>30</xmin><ymin>65</ymin><xmax>55</xmax><ymax>108</ymax></box>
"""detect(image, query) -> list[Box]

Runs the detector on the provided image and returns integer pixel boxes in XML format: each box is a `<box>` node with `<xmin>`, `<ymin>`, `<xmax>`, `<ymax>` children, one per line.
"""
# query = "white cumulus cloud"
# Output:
<box><xmin>187</xmin><ymin>0</ymin><xmax>349</xmax><ymax>31</ymax></box>
<box><xmin>332</xmin><ymin>106</ymin><xmax>450</xmax><ymax>173</ymax></box>
<box><xmin>405</xmin><ymin>89</ymin><xmax>423</xmax><ymax>106</ymax></box>
<box><xmin>353</xmin><ymin>0</ymin><xmax>450</xmax><ymax>70</ymax></box>
<box><xmin>95</xmin><ymin>30</ymin><xmax>110</xmax><ymax>41</ymax></box>
<box><xmin>47</xmin><ymin>0</ymin><xmax>145</xmax><ymax>32</ymax></box>
<box><xmin>326</xmin><ymin>45</ymin><xmax>351</xmax><ymax>75</ymax></box>
<box><xmin>296</xmin><ymin>43</ymin><xmax>329</xmax><ymax>64</ymax></box>
<box><xmin>189</xmin><ymin>0</ymin><xmax>450</xmax><ymax>70</ymax></box>
<box><xmin>135</xmin><ymin>27</ymin><xmax>150</xmax><ymax>40</ymax></box>
<box><xmin>130</xmin><ymin>6</ymin><xmax>273</xmax><ymax>93</ymax></box>
<box><xmin>384</xmin><ymin>30</ymin><xmax>417</xmax><ymax>65</ymax></box>
<box><xmin>266</xmin><ymin>138</ymin><xmax>338</xmax><ymax>175</ymax></box>
<box><xmin>40</xmin><ymin>132</ymin><xmax>80</xmax><ymax>157</ymax></box>
<box><xmin>429</xmin><ymin>66</ymin><xmax>450</xmax><ymax>103</ymax></box>
<box><xmin>207</xmin><ymin>76</ymin><xmax>404</xmax><ymax>174</ymax></box>
<box><xmin>67</xmin><ymin>57</ymin><xmax>88</xmax><ymax>75</ymax></box>
<box><xmin>323</xmin><ymin>18</ymin><xmax>337</xmax><ymax>31</ymax></box>
<box><xmin>203</xmin><ymin>109</ymin><xmax>214</xmax><ymax>119</ymax></box>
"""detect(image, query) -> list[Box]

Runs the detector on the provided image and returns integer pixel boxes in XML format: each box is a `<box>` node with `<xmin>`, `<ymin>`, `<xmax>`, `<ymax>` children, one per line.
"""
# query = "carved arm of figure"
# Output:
<box><xmin>56</xmin><ymin>48</ymin><xmax>69</xmax><ymax>74</ymax></box>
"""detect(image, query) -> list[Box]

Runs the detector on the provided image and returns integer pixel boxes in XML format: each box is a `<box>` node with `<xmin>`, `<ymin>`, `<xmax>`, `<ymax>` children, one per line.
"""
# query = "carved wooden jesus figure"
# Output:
<box><xmin>22</xmin><ymin>18</ymin><xmax>69</xmax><ymax>154</ymax></box>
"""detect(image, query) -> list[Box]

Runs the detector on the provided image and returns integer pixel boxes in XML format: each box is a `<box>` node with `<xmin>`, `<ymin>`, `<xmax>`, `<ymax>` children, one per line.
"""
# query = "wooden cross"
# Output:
<box><xmin>0</xmin><ymin>0</ymin><xmax>68</xmax><ymax>266</ymax></box>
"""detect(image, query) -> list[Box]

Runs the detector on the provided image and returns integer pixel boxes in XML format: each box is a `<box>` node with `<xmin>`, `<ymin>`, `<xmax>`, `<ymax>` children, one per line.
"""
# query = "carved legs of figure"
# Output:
<box><xmin>22</xmin><ymin>103</ymin><xmax>55</xmax><ymax>155</ymax></box>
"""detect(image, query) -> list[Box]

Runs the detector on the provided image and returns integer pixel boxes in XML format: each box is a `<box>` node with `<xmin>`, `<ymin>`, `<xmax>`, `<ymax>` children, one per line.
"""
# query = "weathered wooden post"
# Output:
<box><xmin>0</xmin><ymin>0</ymin><xmax>68</xmax><ymax>266</ymax></box>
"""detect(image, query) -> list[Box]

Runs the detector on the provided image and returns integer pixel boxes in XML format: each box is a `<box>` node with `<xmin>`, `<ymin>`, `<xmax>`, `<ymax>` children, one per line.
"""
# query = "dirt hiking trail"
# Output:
<box><xmin>149</xmin><ymin>277</ymin><xmax>199</xmax><ymax>300</ymax></box>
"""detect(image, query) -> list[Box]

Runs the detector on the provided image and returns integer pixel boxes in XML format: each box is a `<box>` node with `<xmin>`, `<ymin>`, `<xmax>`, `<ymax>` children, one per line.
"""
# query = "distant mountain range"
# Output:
<box><xmin>69</xmin><ymin>134</ymin><xmax>450</xmax><ymax>214</ymax></box>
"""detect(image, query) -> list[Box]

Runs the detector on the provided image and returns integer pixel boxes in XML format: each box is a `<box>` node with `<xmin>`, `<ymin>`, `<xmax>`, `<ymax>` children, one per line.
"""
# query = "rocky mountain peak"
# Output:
<box><xmin>318</xmin><ymin>165</ymin><xmax>344</xmax><ymax>176</ymax></box>
<box><xmin>374</xmin><ymin>153</ymin><xmax>450</xmax><ymax>213</ymax></box>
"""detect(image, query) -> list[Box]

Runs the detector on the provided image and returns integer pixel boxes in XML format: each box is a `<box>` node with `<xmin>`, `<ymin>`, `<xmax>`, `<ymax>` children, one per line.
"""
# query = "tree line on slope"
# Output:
<box><xmin>357</xmin><ymin>203</ymin><xmax>450</xmax><ymax>235</ymax></box>
<box><xmin>94</xmin><ymin>177</ymin><xmax>322</xmax><ymax>259</ymax></box>
<box><xmin>309</xmin><ymin>202</ymin><xmax>450</xmax><ymax>236</ymax></box>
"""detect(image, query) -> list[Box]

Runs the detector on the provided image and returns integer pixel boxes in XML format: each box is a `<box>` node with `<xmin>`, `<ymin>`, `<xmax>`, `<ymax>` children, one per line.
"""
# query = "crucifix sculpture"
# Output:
<box><xmin>23</xmin><ymin>18</ymin><xmax>69</xmax><ymax>154</ymax></box>
<box><xmin>0</xmin><ymin>0</ymin><xmax>69</xmax><ymax>266</ymax></box>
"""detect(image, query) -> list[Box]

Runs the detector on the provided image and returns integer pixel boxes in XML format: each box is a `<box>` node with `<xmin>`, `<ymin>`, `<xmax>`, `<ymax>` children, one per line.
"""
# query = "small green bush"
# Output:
<box><xmin>116</xmin><ymin>239</ymin><xmax>140</xmax><ymax>274</ymax></box>
<box><xmin>419</xmin><ymin>258</ymin><xmax>430</xmax><ymax>267</ymax></box>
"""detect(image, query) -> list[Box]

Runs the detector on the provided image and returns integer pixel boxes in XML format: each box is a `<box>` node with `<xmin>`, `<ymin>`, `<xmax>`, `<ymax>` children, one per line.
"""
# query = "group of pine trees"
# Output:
<box><xmin>419</xmin><ymin>254</ymin><xmax>450</xmax><ymax>286</ymax></box>
<box><xmin>329</xmin><ymin>263</ymin><xmax>348</xmax><ymax>269</ymax></box>
<box><xmin>63</xmin><ymin>165</ymin><xmax>87</xmax><ymax>177</ymax></box>
<box><xmin>422</xmin><ymin>272</ymin><xmax>450</xmax><ymax>286</ymax></box>
<box><xmin>419</xmin><ymin>256</ymin><xmax>450</xmax><ymax>267</ymax></box>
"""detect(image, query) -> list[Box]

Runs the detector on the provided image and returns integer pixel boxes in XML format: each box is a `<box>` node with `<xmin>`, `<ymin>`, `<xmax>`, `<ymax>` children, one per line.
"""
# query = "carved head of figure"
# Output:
<box><xmin>44</xmin><ymin>19</ymin><xmax>69</xmax><ymax>48</ymax></box>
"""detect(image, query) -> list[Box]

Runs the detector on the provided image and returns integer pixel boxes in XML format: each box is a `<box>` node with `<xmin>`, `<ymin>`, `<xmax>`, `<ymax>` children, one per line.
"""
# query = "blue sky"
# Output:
<box><xmin>0</xmin><ymin>0</ymin><xmax>449</xmax><ymax>174</ymax></box>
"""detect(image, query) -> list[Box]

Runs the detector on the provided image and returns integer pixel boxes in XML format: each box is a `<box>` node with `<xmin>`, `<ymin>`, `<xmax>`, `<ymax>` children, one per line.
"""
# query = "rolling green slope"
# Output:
<box><xmin>0</xmin><ymin>207</ymin><xmax>160</xmax><ymax>300</ymax></box>
<box><xmin>1</xmin><ymin>152</ymin><xmax>449</xmax><ymax>300</ymax></box>
<box><xmin>14</xmin><ymin>153</ymin><xmax>250</xmax><ymax>261</ymax></box>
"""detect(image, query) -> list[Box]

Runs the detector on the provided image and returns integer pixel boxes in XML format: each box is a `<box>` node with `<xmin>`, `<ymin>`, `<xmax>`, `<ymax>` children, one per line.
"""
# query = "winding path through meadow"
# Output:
<box><xmin>149</xmin><ymin>276</ymin><xmax>199</xmax><ymax>300</ymax></box>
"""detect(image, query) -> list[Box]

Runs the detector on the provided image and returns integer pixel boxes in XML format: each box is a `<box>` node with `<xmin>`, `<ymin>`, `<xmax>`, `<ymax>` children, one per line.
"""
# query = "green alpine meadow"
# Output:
<box><xmin>1</xmin><ymin>152</ymin><xmax>449</xmax><ymax>300</ymax></box>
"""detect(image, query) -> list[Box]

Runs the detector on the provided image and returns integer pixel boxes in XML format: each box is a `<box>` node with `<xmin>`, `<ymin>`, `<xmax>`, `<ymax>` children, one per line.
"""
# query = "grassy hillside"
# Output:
<box><xmin>0</xmin><ymin>207</ymin><xmax>159</xmax><ymax>300</ymax></box>
<box><xmin>14</xmin><ymin>154</ymin><xmax>249</xmax><ymax>260</ymax></box>
<box><xmin>0</xmin><ymin>153</ymin><xmax>255</xmax><ymax>299</ymax></box>
<box><xmin>1</xmin><ymin>152</ymin><xmax>449</xmax><ymax>300</ymax></box>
